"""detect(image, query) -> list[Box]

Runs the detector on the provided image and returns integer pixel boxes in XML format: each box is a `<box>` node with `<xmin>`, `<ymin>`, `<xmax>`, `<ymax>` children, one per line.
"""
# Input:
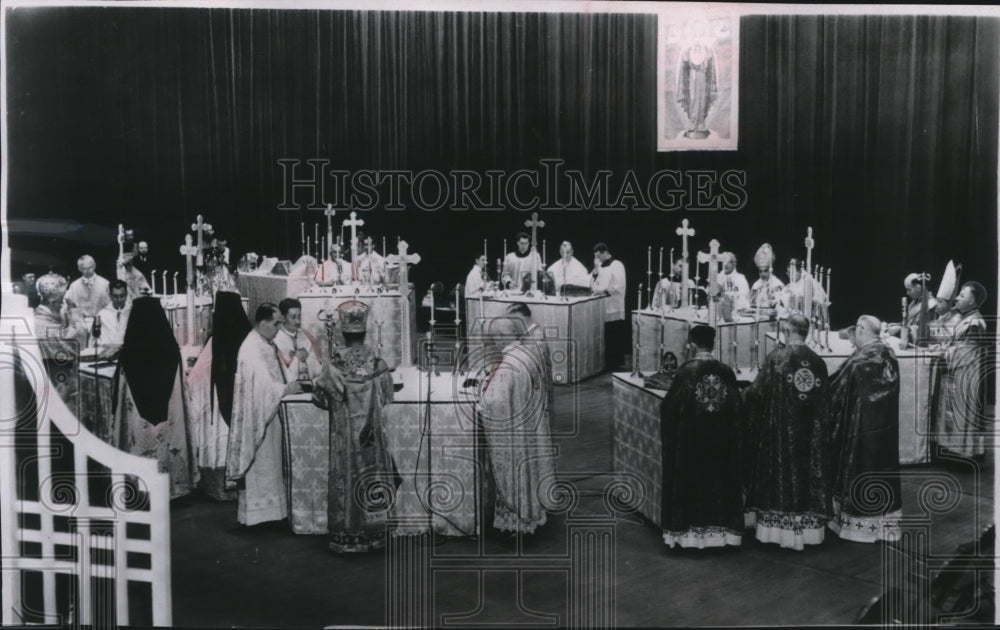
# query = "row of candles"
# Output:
<box><xmin>149</xmin><ymin>270</ymin><xmax>182</xmax><ymax>295</ymax></box>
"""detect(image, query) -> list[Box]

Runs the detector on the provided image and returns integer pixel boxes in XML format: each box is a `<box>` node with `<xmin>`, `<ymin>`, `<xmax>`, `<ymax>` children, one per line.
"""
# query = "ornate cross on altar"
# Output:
<box><xmin>675</xmin><ymin>219</ymin><xmax>696</xmax><ymax>308</ymax></box>
<box><xmin>696</xmin><ymin>239</ymin><xmax>723</xmax><ymax>298</ymax></box>
<box><xmin>524</xmin><ymin>212</ymin><xmax>545</xmax><ymax>293</ymax></box>
<box><xmin>324</xmin><ymin>204</ymin><xmax>337</xmax><ymax>257</ymax></box>
<box><xmin>178</xmin><ymin>234</ymin><xmax>200</xmax><ymax>347</ymax></box>
<box><xmin>386</xmin><ymin>240</ymin><xmax>421</xmax><ymax>366</ymax></box>
<box><xmin>191</xmin><ymin>214</ymin><xmax>213</xmax><ymax>269</ymax></box>
<box><xmin>804</xmin><ymin>226</ymin><xmax>815</xmax><ymax>273</ymax></box>
<box><xmin>117</xmin><ymin>224</ymin><xmax>126</xmax><ymax>260</ymax></box>
<box><xmin>343</xmin><ymin>211</ymin><xmax>365</xmax><ymax>268</ymax></box>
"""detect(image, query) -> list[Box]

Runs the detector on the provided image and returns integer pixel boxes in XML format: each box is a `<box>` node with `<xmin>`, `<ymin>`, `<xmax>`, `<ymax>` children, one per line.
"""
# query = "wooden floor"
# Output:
<box><xmin>170</xmin><ymin>373</ymin><xmax>994</xmax><ymax>628</ymax></box>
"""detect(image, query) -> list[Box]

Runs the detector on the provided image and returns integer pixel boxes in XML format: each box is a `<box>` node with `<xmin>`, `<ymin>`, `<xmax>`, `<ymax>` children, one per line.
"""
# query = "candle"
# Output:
<box><xmin>151</xmin><ymin>270</ymin><xmax>157</xmax><ymax>295</ymax></box>
<box><xmin>647</xmin><ymin>246</ymin><xmax>652</xmax><ymax>275</ymax></box>
<box><xmin>503</xmin><ymin>238</ymin><xmax>507</xmax><ymax>258</ymax></box>
<box><xmin>670</xmin><ymin>248</ymin><xmax>674</xmax><ymax>268</ymax></box>
<box><xmin>314</xmin><ymin>223</ymin><xmax>319</xmax><ymax>246</ymax></box>
<box><xmin>637</xmin><ymin>284</ymin><xmax>643</xmax><ymax>311</ymax></box>
<box><xmin>658</xmin><ymin>247</ymin><xmax>664</xmax><ymax>277</ymax></box>
<box><xmin>826</xmin><ymin>268</ymin><xmax>831</xmax><ymax>302</ymax></box>
<box><xmin>483</xmin><ymin>238</ymin><xmax>488</xmax><ymax>259</ymax></box>
<box><xmin>172</xmin><ymin>272</ymin><xmax>179</xmax><ymax>294</ymax></box>
<box><xmin>455</xmin><ymin>284</ymin><xmax>462</xmax><ymax>324</ymax></box>
<box><xmin>306</xmin><ymin>236</ymin><xmax>311</xmax><ymax>258</ymax></box>
<box><xmin>382</xmin><ymin>236</ymin><xmax>386</xmax><ymax>258</ymax></box>
<box><xmin>301</xmin><ymin>222</ymin><xmax>305</xmax><ymax>242</ymax></box>
<box><xmin>542</xmin><ymin>239</ymin><xmax>546</xmax><ymax>266</ymax></box>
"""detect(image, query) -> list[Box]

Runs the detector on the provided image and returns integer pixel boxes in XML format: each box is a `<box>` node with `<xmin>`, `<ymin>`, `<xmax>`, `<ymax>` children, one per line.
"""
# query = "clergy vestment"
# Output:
<box><xmin>313</xmin><ymin>345</ymin><xmax>396</xmax><ymax>552</ymax></box>
<box><xmin>314</xmin><ymin>258</ymin><xmax>350</xmax><ymax>286</ymax></box>
<box><xmin>934</xmin><ymin>308</ymin><xmax>988</xmax><ymax>457</ymax></box>
<box><xmin>502</xmin><ymin>250</ymin><xmax>543</xmax><ymax>290</ymax></box>
<box><xmin>828</xmin><ymin>340</ymin><xmax>901</xmax><ymax>542</ymax></box>
<box><xmin>652</xmin><ymin>275</ymin><xmax>695</xmax><ymax>310</ymax></box>
<box><xmin>66</xmin><ymin>274</ymin><xmax>110</xmax><ymax>317</ymax></box>
<box><xmin>718</xmin><ymin>270</ymin><xmax>751</xmax><ymax>310</ymax></box>
<box><xmin>274</xmin><ymin>326</ymin><xmax>323</xmax><ymax>382</ymax></box>
<box><xmin>481</xmin><ymin>340</ymin><xmax>556</xmax><ymax>533</ymax></box>
<box><xmin>742</xmin><ymin>343</ymin><xmax>832</xmax><ymax>549</ymax></box>
<box><xmin>227</xmin><ymin>329</ymin><xmax>290</xmax><ymax>525</ymax></box>
<box><xmin>592</xmin><ymin>258</ymin><xmax>627</xmax><ymax>370</ymax></box>
<box><xmin>465</xmin><ymin>265</ymin><xmax>488</xmax><ymax>296</ymax></box>
<box><xmin>187</xmin><ymin>292</ymin><xmax>250</xmax><ymax>500</ymax></box>
<box><xmin>355</xmin><ymin>251</ymin><xmax>387</xmax><ymax>285</ymax></box>
<box><xmin>111</xmin><ymin>297</ymin><xmax>196</xmax><ymax>499</ymax></box>
<box><xmin>34</xmin><ymin>303</ymin><xmax>88</xmax><ymax>408</ymax></box>
<box><xmin>96</xmin><ymin>302</ymin><xmax>131</xmax><ymax>354</ymax></box>
<box><xmin>660</xmin><ymin>352</ymin><xmax>743</xmax><ymax>548</ymax></box>
<box><xmin>750</xmin><ymin>276</ymin><xmax>785</xmax><ymax>308</ymax></box>
<box><xmin>546</xmin><ymin>257</ymin><xmax>591</xmax><ymax>292</ymax></box>
<box><xmin>117</xmin><ymin>264</ymin><xmax>151</xmax><ymax>299</ymax></box>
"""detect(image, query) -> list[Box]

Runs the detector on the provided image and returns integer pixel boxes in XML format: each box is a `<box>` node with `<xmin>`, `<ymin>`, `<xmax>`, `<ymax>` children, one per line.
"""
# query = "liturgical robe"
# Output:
<box><xmin>742</xmin><ymin>343</ymin><xmax>832</xmax><ymax>550</ymax></box>
<box><xmin>481</xmin><ymin>340</ymin><xmax>556</xmax><ymax>533</ymax></box>
<box><xmin>660</xmin><ymin>352</ymin><xmax>743</xmax><ymax>548</ymax></box>
<box><xmin>313</xmin><ymin>345</ymin><xmax>396</xmax><ymax>552</ymax></box>
<box><xmin>934</xmin><ymin>308</ymin><xmax>988</xmax><ymax>457</ymax></box>
<box><xmin>227</xmin><ymin>329</ymin><xmax>289</xmax><ymax>525</ymax></box>
<box><xmin>828</xmin><ymin>340</ymin><xmax>902</xmax><ymax>543</ymax></box>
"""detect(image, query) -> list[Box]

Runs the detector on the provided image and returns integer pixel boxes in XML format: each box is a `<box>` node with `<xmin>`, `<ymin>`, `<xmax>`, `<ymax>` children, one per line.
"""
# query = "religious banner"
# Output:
<box><xmin>657</xmin><ymin>10</ymin><xmax>740</xmax><ymax>151</ymax></box>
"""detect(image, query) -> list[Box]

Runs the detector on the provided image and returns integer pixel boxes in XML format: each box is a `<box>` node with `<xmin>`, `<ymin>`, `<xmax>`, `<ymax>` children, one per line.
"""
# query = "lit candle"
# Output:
<box><xmin>658</xmin><ymin>247</ymin><xmax>664</xmax><ymax>277</ymax></box>
<box><xmin>503</xmin><ymin>238</ymin><xmax>507</xmax><ymax>258</ymax></box>
<box><xmin>647</xmin><ymin>246</ymin><xmax>652</xmax><ymax>275</ymax></box>
<box><xmin>301</xmin><ymin>222</ymin><xmax>305</xmax><ymax>242</ymax></box>
<box><xmin>483</xmin><ymin>238</ymin><xmax>487</xmax><ymax>259</ymax></box>
<box><xmin>314</xmin><ymin>223</ymin><xmax>319</xmax><ymax>246</ymax></box>
<box><xmin>670</xmin><ymin>248</ymin><xmax>674</xmax><ymax>268</ymax></box>
<box><xmin>637</xmin><ymin>284</ymin><xmax>643</xmax><ymax>311</ymax></box>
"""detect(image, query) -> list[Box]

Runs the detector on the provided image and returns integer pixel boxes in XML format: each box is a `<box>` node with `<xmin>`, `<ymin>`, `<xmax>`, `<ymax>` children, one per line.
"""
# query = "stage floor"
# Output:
<box><xmin>169</xmin><ymin>373</ymin><xmax>994</xmax><ymax>628</ymax></box>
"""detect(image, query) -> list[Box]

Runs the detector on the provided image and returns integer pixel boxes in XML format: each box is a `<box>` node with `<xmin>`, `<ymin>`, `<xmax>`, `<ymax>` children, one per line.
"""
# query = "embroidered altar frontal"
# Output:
<box><xmin>465</xmin><ymin>293</ymin><xmax>606</xmax><ymax>384</ymax></box>
<box><xmin>280</xmin><ymin>367</ymin><xmax>478</xmax><ymax>536</ymax></box>
<box><xmin>612</xmin><ymin>373</ymin><xmax>667</xmax><ymax>527</ymax></box>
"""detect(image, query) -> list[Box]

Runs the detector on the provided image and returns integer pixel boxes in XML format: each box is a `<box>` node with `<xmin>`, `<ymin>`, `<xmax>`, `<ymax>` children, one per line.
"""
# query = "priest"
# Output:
<box><xmin>33</xmin><ymin>272</ymin><xmax>88</xmax><ymax>407</ymax></box>
<box><xmin>65</xmin><ymin>254</ymin><xmax>111</xmax><ymax>317</ymax></box>
<box><xmin>465</xmin><ymin>253</ymin><xmax>489</xmax><ymax>297</ymax></box>
<box><xmin>828</xmin><ymin>315</ymin><xmax>902</xmax><ymax>543</ymax></box>
<box><xmin>717</xmin><ymin>252</ymin><xmax>750</xmax><ymax>310</ymax></box>
<box><xmin>117</xmin><ymin>253</ymin><xmax>151</xmax><ymax>299</ymax></box>
<box><xmin>480</xmin><ymin>315</ymin><xmax>556</xmax><ymax>534</ymax></box>
<box><xmin>933</xmin><ymin>281</ymin><xmax>989</xmax><ymax>460</ymax></box>
<box><xmin>274</xmin><ymin>297</ymin><xmax>324</xmax><ymax>382</ymax></box>
<box><xmin>311</xmin><ymin>301</ymin><xmax>395</xmax><ymax>552</ymax></box>
<box><xmin>95</xmin><ymin>280</ymin><xmax>132</xmax><ymax>358</ymax></box>
<box><xmin>314</xmin><ymin>243</ymin><xmax>350</xmax><ymax>287</ymax></box>
<box><xmin>227</xmin><ymin>303</ymin><xmax>304</xmax><ymax>525</ymax></box>
<box><xmin>591</xmin><ymin>242</ymin><xmax>628</xmax><ymax>371</ymax></box>
<box><xmin>502</xmin><ymin>232</ymin><xmax>543</xmax><ymax>291</ymax></box>
<box><xmin>748</xmin><ymin>244</ymin><xmax>784</xmax><ymax>309</ymax></box>
<box><xmin>546</xmin><ymin>241</ymin><xmax>591</xmax><ymax>293</ymax></box>
<box><xmin>659</xmin><ymin>325</ymin><xmax>743</xmax><ymax>549</ymax></box>
<box><xmin>742</xmin><ymin>314</ymin><xmax>832</xmax><ymax>550</ymax></box>
<box><xmin>652</xmin><ymin>259</ymin><xmax>695</xmax><ymax>310</ymax></box>
<box><xmin>886</xmin><ymin>273</ymin><xmax>937</xmax><ymax>339</ymax></box>
<box><xmin>355</xmin><ymin>235</ymin><xmax>387</xmax><ymax>285</ymax></box>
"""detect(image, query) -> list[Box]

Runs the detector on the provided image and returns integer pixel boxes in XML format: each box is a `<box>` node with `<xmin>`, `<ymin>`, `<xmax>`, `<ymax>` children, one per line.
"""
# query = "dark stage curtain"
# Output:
<box><xmin>5</xmin><ymin>8</ymin><xmax>997</xmax><ymax>326</ymax></box>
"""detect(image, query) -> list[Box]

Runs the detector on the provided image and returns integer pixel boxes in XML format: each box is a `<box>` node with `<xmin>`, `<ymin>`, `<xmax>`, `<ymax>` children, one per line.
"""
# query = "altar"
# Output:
<box><xmin>764</xmin><ymin>333</ymin><xmax>940</xmax><ymax>465</ymax></box>
<box><xmin>296</xmin><ymin>285</ymin><xmax>418</xmax><ymax>369</ymax></box>
<box><xmin>235</xmin><ymin>270</ymin><xmax>296</xmax><ymax>315</ymax></box>
<box><xmin>279</xmin><ymin>366</ymin><xmax>480</xmax><ymax>537</ymax></box>
<box><xmin>78</xmin><ymin>359</ymin><xmax>118</xmax><ymax>443</ymax></box>
<box><xmin>632</xmin><ymin>306</ymin><xmax>779</xmax><ymax>372</ymax></box>
<box><xmin>464</xmin><ymin>292</ymin><xmax>607</xmax><ymax>384</ymax></box>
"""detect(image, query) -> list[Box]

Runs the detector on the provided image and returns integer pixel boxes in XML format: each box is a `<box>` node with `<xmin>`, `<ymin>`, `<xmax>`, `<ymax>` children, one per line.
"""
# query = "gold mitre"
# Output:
<box><xmin>936</xmin><ymin>261</ymin><xmax>957</xmax><ymax>300</ymax></box>
<box><xmin>36</xmin><ymin>272</ymin><xmax>68</xmax><ymax>297</ymax></box>
<box><xmin>337</xmin><ymin>300</ymin><xmax>369</xmax><ymax>333</ymax></box>
<box><xmin>753</xmin><ymin>243</ymin><xmax>775</xmax><ymax>270</ymax></box>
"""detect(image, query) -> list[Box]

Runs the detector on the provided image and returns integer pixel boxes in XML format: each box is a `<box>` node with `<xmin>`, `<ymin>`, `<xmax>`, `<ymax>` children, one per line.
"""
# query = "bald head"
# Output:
<box><xmin>488</xmin><ymin>316</ymin><xmax>520</xmax><ymax>346</ymax></box>
<box><xmin>855</xmin><ymin>315</ymin><xmax>882</xmax><ymax>347</ymax></box>
<box><xmin>784</xmin><ymin>313</ymin><xmax>810</xmax><ymax>340</ymax></box>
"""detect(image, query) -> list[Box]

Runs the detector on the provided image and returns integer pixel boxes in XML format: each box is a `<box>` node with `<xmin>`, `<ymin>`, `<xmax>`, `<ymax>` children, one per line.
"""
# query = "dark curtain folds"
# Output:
<box><xmin>5</xmin><ymin>9</ymin><xmax>997</xmax><ymax>325</ymax></box>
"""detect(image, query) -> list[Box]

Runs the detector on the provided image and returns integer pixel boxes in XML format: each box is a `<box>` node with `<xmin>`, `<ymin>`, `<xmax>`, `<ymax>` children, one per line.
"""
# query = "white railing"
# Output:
<box><xmin>0</xmin><ymin>301</ymin><xmax>172</xmax><ymax>627</ymax></box>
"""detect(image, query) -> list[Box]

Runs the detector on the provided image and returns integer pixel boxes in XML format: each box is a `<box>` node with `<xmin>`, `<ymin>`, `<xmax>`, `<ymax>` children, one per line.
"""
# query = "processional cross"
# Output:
<box><xmin>524</xmin><ymin>212</ymin><xmax>545</xmax><ymax>293</ymax></box>
<box><xmin>178</xmin><ymin>234</ymin><xmax>201</xmax><ymax>347</ymax></box>
<box><xmin>343</xmin><ymin>211</ymin><xmax>365</xmax><ymax>272</ymax></box>
<box><xmin>191</xmin><ymin>214</ymin><xmax>213</xmax><ymax>269</ymax></box>
<box><xmin>696</xmin><ymin>239</ymin><xmax>723</xmax><ymax>299</ymax></box>
<box><xmin>675</xmin><ymin>219</ymin><xmax>696</xmax><ymax>308</ymax></box>
<box><xmin>386</xmin><ymin>240</ymin><xmax>422</xmax><ymax>366</ymax></box>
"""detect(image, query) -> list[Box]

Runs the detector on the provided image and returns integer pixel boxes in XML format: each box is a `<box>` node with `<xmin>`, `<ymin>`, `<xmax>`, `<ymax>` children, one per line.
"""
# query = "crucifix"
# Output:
<box><xmin>179</xmin><ymin>234</ymin><xmax>200</xmax><ymax>347</ymax></box>
<box><xmin>324</xmin><ymin>203</ymin><xmax>337</xmax><ymax>258</ymax></box>
<box><xmin>675</xmin><ymin>219</ymin><xmax>696</xmax><ymax>308</ymax></box>
<box><xmin>524</xmin><ymin>212</ymin><xmax>545</xmax><ymax>293</ymax></box>
<box><xmin>191</xmin><ymin>215</ymin><xmax>212</xmax><ymax>295</ymax></box>
<box><xmin>804</xmin><ymin>226</ymin><xmax>815</xmax><ymax>274</ymax></box>
<box><xmin>697</xmin><ymin>239</ymin><xmax>723</xmax><ymax>326</ymax></box>
<box><xmin>343</xmin><ymin>211</ymin><xmax>365</xmax><ymax>282</ymax></box>
<box><xmin>386</xmin><ymin>240</ymin><xmax>421</xmax><ymax>366</ymax></box>
<box><xmin>117</xmin><ymin>224</ymin><xmax>126</xmax><ymax>260</ymax></box>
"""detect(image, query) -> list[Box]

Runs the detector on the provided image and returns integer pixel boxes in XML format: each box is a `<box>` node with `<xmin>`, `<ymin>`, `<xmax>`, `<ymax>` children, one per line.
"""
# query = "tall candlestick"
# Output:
<box><xmin>542</xmin><ymin>240</ymin><xmax>546</xmax><ymax>266</ymax></box>
<box><xmin>306</xmin><ymin>236</ymin><xmax>311</xmax><ymax>259</ymax></box>
<box><xmin>669</xmin><ymin>248</ymin><xmax>675</xmax><ymax>268</ymax></box>
<box><xmin>637</xmin><ymin>284</ymin><xmax>643</xmax><ymax>311</ymax></box>
<box><xmin>483</xmin><ymin>238</ymin><xmax>488</xmax><ymax>259</ymax></box>
<box><xmin>382</xmin><ymin>236</ymin><xmax>386</xmax><ymax>258</ymax></box>
<box><xmin>503</xmin><ymin>239</ymin><xmax>507</xmax><ymax>258</ymax></box>
<box><xmin>658</xmin><ymin>247</ymin><xmax>664</xmax><ymax>278</ymax></box>
<box><xmin>301</xmin><ymin>222</ymin><xmax>305</xmax><ymax>242</ymax></box>
<box><xmin>454</xmin><ymin>284</ymin><xmax>462</xmax><ymax>328</ymax></box>
<box><xmin>826</xmin><ymin>268</ymin><xmax>831</xmax><ymax>302</ymax></box>
<box><xmin>151</xmin><ymin>270</ymin><xmax>158</xmax><ymax>295</ymax></box>
<box><xmin>314</xmin><ymin>223</ymin><xmax>319</xmax><ymax>247</ymax></box>
<box><xmin>172</xmin><ymin>272</ymin><xmax>179</xmax><ymax>295</ymax></box>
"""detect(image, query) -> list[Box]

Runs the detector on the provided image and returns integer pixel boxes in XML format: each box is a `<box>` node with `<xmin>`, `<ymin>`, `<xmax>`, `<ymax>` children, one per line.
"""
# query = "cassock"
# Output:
<box><xmin>274</xmin><ymin>326</ymin><xmax>324</xmax><ymax>382</ymax></box>
<box><xmin>355</xmin><ymin>251</ymin><xmax>387</xmax><ymax>285</ymax></box>
<box><xmin>546</xmin><ymin>257</ymin><xmax>591</xmax><ymax>292</ymax></box>
<box><xmin>750</xmin><ymin>276</ymin><xmax>785</xmax><ymax>308</ymax></box>
<box><xmin>592</xmin><ymin>257</ymin><xmax>627</xmax><ymax>370</ymax></box>
<box><xmin>313</xmin><ymin>345</ymin><xmax>396</xmax><ymax>552</ymax></box>
<box><xmin>187</xmin><ymin>291</ymin><xmax>250</xmax><ymax>500</ymax></box>
<box><xmin>659</xmin><ymin>351</ymin><xmax>743</xmax><ymax>548</ymax></box>
<box><xmin>66</xmin><ymin>275</ymin><xmax>110</xmax><ymax>317</ymax></box>
<box><xmin>934</xmin><ymin>308</ymin><xmax>988</xmax><ymax>457</ymax></box>
<box><xmin>227</xmin><ymin>328</ymin><xmax>289</xmax><ymax>525</ymax></box>
<box><xmin>465</xmin><ymin>265</ymin><xmax>487</xmax><ymax>296</ymax></box>
<box><xmin>502</xmin><ymin>249</ymin><xmax>543</xmax><ymax>290</ymax></box>
<box><xmin>828</xmin><ymin>340</ymin><xmax>901</xmax><ymax>543</ymax></box>
<box><xmin>481</xmin><ymin>339</ymin><xmax>555</xmax><ymax>533</ymax></box>
<box><xmin>742</xmin><ymin>343</ymin><xmax>832</xmax><ymax>550</ymax></box>
<box><xmin>718</xmin><ymin>270</ymin><xmax>750</xmax><ymax>310</ymax></box>
<box><xmin>96</xmin><ymin>301</ymin><xmax>131</xmax><ymax>355</ymax></box>
<box><xmin>111</xmin><ymin>297</ymin><xmax>196</xmax><ymax>499</ymax></box>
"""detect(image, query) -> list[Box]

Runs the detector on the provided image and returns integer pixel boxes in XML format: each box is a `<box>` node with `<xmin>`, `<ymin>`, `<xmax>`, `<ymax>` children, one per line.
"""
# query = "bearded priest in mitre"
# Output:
<box><xmin>312</xmin><ymin>300</ymin><xmax>398</xmax><ymax>553</ymax></box>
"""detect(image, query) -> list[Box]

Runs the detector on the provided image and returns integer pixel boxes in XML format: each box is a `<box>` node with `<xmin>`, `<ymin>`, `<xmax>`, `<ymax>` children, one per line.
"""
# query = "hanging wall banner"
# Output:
<box><xmin>658</xmin><ymin>10</ymin><xmax>740</xmax><ymax>151</ymax></box>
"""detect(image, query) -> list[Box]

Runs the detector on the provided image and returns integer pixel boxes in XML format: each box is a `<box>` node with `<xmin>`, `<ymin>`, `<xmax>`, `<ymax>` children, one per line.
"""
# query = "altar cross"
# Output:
<box><xmin>675</xmin><ymin>219</ymin><xmax>695</xmax><ymax>307</ymax></box>
<box><xmin>191</xmin><ymin>214</ymin><xmax>212</xmax><ymax>268</ymax></box>
<box><xmin>344</xmin><ymin>211</ymin><xmax>365</xmax><ymax>266</ymax></box>
<box><xmin>524</xmin><ymin>212</ymin><xmax>545</xmax><ymax>292</ymax></box>
<box><xmin>804</xmin><ymin>227</ymin><xmax>815</xmax><ymax>273</ymax></box>
<box><xmin>697</xmin><ymin>239</ymin><xmax>722</xmax><ymax>298</ymax></box>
